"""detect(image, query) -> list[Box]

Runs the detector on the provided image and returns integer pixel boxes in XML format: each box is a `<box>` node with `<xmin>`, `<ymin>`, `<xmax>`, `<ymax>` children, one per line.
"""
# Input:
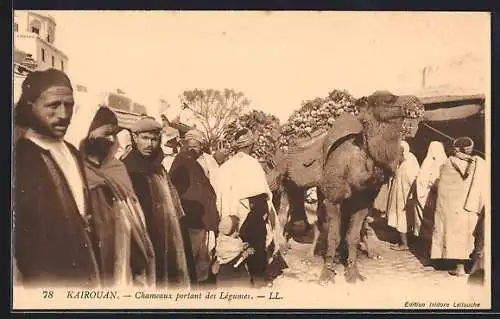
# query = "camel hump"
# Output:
<box><xmin>322</xmin><ymin>113</ymin><xmax>364</xmax><ymax>165</ymax></box>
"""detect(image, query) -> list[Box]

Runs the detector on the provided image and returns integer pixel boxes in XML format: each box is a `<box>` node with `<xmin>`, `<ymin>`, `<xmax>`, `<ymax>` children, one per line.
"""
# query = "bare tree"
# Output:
<box><xmin>179</xmin><ymin>88</ymin><xmax>250</xmax><ymax>147</ymax></box>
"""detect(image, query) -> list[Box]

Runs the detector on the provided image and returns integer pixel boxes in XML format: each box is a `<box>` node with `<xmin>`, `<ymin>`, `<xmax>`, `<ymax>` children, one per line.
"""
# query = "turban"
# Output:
<box><xmin>88</xmin><ymin>107</ymin><xmax>118</xmax><ymax>133</ymax></box>
<box><xmin>18</xmin><ymin>68</ymin><xmax>73</xmax><ymax>104</ymax></box>
<box><xmin>453</xmin><ymin>136</ymin><xmax>474</xmax><ymax>155</ymax></box>
<box><xmin>235</xmin><ymin>129</ymin><xmax>254</xmax><ymax>149</ymax></box>
<box><xmin>131</xmin><ymin>117</ymin><xmax>162</xmax><ymax>133</ymax></box>
<box><xmin>184</xmin><ymin>129</ymin><xmax>205</xmax><ymax>144</ymax></box>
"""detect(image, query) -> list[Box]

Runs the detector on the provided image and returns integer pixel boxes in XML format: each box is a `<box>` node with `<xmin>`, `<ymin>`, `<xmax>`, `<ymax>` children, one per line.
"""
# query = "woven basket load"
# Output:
<box><xmin>285</xmin><ymin>130</ymin><xmax>327</xmax><ymax>188</ymax></box>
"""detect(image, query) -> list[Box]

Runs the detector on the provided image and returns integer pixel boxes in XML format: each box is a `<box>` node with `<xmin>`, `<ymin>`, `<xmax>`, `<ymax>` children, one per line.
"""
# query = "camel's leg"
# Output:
<box><xmin>307</xmin><ymin>224</ymin><xmax>321</xmax><ymax>259</ymax></box>
<box><xmin>302</xmin><ymin>223</ymin><xmax>323</xmax><ymax>264</ymax></box>
<box><xmin>283</xmin><ymin>180</ymin><xmax>308</xmax><ymax>239</ymax></box>
<box><xmin>318</xmin><ymin>199</ymin><xmax>342</xmax><ymax>284</ymax></box>
<box><xmin>344</xmin><ymin>208</ymin><xmax>370</xmax><ymax>283</ymax></box>
<box><xmin>280</xmin><ymin>182</ymin><xmax>293</xmax><ymax>241</ymax></box>
<box><xmin>273</xmin><ymin>187</ymin><xmax>290</xmax><ymax>249</ymax></box>
<box><xmin>289</xmin><ymin>191</ymin><xmax>307</xmax><ymax>223</ymax></box>
<box><xmin>272</xmin><ymin>188</ymin><xmax>282</xmax><ymax>216</ymax></box>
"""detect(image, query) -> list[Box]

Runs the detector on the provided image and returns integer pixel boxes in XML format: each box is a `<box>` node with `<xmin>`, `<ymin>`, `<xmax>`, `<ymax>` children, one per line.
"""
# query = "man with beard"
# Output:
<box><xmin>14</xmin><ymin>68</ymin><xmax>100</xmax><ymax>287</ymax></box>
<box><xmin>65</xmin><ymin>106</ymin><xmax>156</xmax><ymax>287</ymax></box>
<box><xmin>122</xmin><ymin>117</ymin><xmax>190</xmax><ymax>288</ymax></box>
<box><xmin>183</xmin><ymin>129</ymin><xmax>220</xmax><ymax>188</ymax></box>
<box><xmin>169</xmin><ymin>147</ymin><xmax>220</xmax><ymax>286</ymax></box>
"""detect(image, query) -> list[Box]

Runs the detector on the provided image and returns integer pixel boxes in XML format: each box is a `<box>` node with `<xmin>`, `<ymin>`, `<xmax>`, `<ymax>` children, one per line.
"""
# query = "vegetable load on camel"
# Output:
<box><xmin>221</xmin><ymin>109</ymin><xmax>281</xmax><ymax>162</ymax></box>
<box><xmin>221</xmin><ymin>91</ymin><xmax>363</xmax><ymax>202</ymax></box>
<box><xmin>278</xmin><ymin>89</ymin><xmax>359</xmax><ymax>151</ymax></box>
<box><xmin>274</xmin><ymin>89</ymin><xmax>422</xmax><ymax>188</ymax></box>
<box><xmin>274</xmin><ymin>91</ymin><xmax>425</xmax><ymax>284</ymax></box>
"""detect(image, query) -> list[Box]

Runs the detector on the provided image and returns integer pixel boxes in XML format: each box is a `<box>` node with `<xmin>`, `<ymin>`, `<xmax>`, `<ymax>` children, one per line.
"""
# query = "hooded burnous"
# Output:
<box><xmin>65</xmin><ymin>104</ymin><xmax>156</xmax><ymax>287</ymax></box>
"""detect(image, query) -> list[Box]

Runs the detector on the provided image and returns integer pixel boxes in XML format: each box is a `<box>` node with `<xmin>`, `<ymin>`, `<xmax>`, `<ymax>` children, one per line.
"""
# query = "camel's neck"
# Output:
<box><xmin>362</xmin><ymin>116</ymin><xmax>402</xmax><ymax>173</ymax></box>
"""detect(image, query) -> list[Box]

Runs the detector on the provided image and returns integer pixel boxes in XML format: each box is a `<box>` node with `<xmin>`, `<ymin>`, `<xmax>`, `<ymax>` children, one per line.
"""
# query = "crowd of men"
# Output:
<box><xmin>13</xmin><ymin>68</ymin><xmax>287</xmax><ymax>289</ymax></box>
<box><xmin>12</xmin><ymin>67</ymin><xmax>487</xmax><ymax>290</ymax></box>
<box><xmin>375</xmin><ymin>137</ymin><xmax>486</xmax><ymax>284</ymax></box>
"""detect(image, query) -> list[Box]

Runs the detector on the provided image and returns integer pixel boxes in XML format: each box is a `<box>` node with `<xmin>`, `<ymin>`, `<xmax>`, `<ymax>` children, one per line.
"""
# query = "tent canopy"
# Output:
<box><xmin>418</xmin><ymin>94</ymin><xmax>485</xmax><ymax>106</ymax></box>
<box><xmin>410</xmin><ymin>91</ymin><xmax>485</xmax><ymax>162</ymax></box>
<box><xmin>423</xmin><ymin>103</ymin><xmax>483</xmax><ymax>122</ymax></box>
<box><xmin>408</xmin><ymin>86</ymin><xmax>486</xmax><ymax>162</ymax></box>
<box><xmin>418</xmin><ymin>87</ymin><xmax>485</xmax><ymax>122</ymax></box>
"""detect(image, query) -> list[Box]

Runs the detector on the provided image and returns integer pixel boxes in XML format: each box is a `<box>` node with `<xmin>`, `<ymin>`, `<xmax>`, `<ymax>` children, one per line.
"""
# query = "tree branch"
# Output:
<box><xmin>179</xmin><ymin>89</ymin><xmax>249</xmax><ymax>145</ymax></box>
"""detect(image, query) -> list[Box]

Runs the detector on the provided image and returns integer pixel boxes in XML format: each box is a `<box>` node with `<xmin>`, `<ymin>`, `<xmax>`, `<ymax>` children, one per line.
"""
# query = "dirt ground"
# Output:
<box><xmin>271</xmin><ymin>201</ymin><xmax>475</xmax><ymax>291</ymax></box>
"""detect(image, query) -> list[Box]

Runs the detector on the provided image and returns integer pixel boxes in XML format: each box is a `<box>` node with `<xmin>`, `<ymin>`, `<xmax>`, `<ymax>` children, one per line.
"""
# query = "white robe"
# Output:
<box><xmin>197</xmin><ymin>152</ymin><xmax>220</xmax><ymax>189</ymax></box>
<box><xmin>387</xmin><ymin>148</ymin><xmax>420</xmax><ymax>233</ymax></box>
<box><xmin>431</xmin><ymin>154</ymin><xmax>486</xmax><ymax>260</ymax></box>
<box><xmin>214</xmin><ymin>152</ymin><xmax>284</xmax><ymax>264</ymax></box>
<box><xmin>413</xmin><ymin>141</ymin><xmax>447</xmax><ymax>237</ymax></box>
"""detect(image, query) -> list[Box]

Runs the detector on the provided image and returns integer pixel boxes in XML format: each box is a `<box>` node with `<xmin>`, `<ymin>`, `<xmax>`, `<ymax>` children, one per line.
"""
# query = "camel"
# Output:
<box><xmin>272</xmin><ymin>91</ymin><xmax>424</xmax><ymax>284</ymax></box>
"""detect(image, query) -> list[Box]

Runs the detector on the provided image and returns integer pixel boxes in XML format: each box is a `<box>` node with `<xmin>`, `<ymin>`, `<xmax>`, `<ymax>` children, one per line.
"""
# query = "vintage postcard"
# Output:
<box><xmin>11</xmin><ymin>10</ymin><xmax>491</xmax><ymax>310</ymax></box>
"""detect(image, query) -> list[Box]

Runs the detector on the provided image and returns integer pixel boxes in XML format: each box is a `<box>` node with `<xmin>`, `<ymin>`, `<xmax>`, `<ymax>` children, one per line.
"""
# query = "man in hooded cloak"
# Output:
<box><xmin>65</xmin><ymin>105</ymin><xmax>156</xmax><ymax>287</ymax></box>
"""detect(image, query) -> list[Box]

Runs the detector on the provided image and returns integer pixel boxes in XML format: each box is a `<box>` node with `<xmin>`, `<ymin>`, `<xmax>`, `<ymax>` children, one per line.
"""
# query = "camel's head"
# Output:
<box><xmin>357</xmin><ymin>91</ymin><xmax>425</xmax><ymax>138</ymax></box>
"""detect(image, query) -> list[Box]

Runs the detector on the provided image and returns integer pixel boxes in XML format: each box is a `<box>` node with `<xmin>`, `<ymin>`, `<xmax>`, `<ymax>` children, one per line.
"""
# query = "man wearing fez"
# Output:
<box><xmin>214</xmin><ymin>129</ymin><xmax>287</xmax><ymax>288</ymax></box>
<box><xmin>14</xmin><ymin>68</ymin><xmax>100</xmax><ymax>287</ymax></box>
<box><xmin>65</xmin><ymin>106</ymin><xmax>156</xmax><ymax>287</ymax></box>
<box><xmin>121</xmin><ymin>117</ymin><xmax>190</xmax><ymax>288</ymax></box>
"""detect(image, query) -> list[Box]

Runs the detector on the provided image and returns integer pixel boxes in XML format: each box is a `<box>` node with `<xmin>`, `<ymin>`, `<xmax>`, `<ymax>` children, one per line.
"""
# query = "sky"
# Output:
<box><xmin>30</xmin><ymin>11</ymin><xmax>490</xmax><ymax>122</ymax></box>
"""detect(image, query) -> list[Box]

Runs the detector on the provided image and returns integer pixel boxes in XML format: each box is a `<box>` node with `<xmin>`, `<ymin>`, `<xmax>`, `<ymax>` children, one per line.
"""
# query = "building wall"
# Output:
<box><xmin>14</xmin><ymin>11</ymin><xmax>68</xmax><ymax>73</ymax></box>
<box><xmin>394</xmin><ymin>53</ymin><xmax>487</xmax><ymax>97</ymax></box>
<box><xmin>15</xmin><ymin>11</ymin><xmax>56</xmax><ymax>44</ymax></box>
<box><xmin>36</xmin><ymin>39</ymin><xmax>67</xmax><ymax>72</ymax></box>
<box><xmin>14</xmin><ymin>34</ymin><xmax>38</xmax><ymax>60</ymax></box>
<box><xmin>423</xmin><ymin>53</ymin><xmax>486</xmax><ymax>94</ymax></box>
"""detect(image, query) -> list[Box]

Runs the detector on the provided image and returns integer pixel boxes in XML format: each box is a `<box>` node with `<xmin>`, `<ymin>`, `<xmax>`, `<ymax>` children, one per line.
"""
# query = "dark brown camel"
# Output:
<box><xmin>273</xmin><ymin>91</ymin><xmax>424</xmax><ymax>284</ymax></box>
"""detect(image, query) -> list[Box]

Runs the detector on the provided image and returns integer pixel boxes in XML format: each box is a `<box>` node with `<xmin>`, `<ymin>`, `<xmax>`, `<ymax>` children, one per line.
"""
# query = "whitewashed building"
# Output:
<box><xmin>14</xmin><ymin>11</ymin><xmax>68</xmax><ymax>72</ymax></box>
<box><xmin>13</xmin><ymin>11</ymin><xmax>70</xmax><ymax>104</ymax></box>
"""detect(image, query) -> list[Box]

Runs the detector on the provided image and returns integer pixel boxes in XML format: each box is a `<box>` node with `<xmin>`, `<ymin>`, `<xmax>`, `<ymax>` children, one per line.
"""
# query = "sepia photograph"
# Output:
<box><xmin>11</xmin><ymin>10</ymin><xmax>490</xmax><ymax>310</ymax></box>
